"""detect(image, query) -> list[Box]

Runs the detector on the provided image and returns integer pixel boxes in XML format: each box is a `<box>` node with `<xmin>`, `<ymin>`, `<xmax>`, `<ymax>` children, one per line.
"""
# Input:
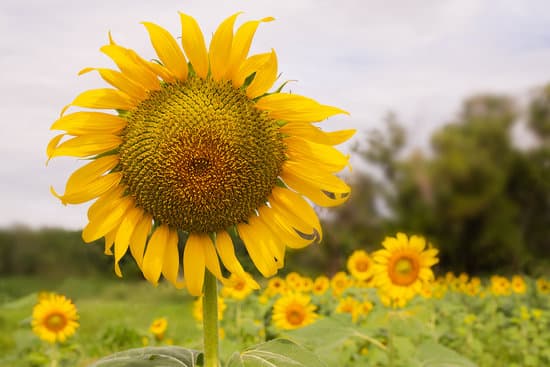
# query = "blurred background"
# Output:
<box><xmin>1</xmin><ymin>0</ymin><xmax>549</xmax><ymax>282</ymax></box>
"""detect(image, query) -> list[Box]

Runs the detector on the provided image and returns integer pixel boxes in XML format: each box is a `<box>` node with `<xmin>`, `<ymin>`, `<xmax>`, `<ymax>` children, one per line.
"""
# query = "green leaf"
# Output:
<box><xmin>416</xmin><ymin>341</ymin><xmax>478</xmax><ymax>367</ymax></box>
<box><xmin>89</xmin><ymin>346</ymin><xmax>202</xmax><ymax>367</ymax></box>
<box><xmin>282</xmin><ymin>315</ymin><xmax>358</xmax><ymax>350</ymax></box>
<box><xmin>227</xmin><ymin>339</ymin><xmax>326</xmax><ymax>367</ymax></box>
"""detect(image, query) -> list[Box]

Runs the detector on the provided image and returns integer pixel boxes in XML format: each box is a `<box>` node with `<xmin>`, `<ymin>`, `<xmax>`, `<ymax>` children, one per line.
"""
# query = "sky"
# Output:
<box><xmin>1</xmin><ymin>0</ymin><xmax>550</xmax><ymax>229</ymax></box>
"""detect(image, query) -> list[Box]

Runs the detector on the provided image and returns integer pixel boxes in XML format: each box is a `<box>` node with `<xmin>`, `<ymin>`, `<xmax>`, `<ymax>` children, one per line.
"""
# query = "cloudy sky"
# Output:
<box><xmin>1</xmin><ymin>0</ymin><xmax>550</xmax><ymax>229</ymax></box>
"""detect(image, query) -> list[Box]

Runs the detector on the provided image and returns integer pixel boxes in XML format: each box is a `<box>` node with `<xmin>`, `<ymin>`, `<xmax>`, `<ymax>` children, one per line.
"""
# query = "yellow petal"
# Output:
<box><xmin>179</xmin><ymin>12</ymin><xmax>209</xmax><ymax>79</ymax></box>
<box><xmin>114</xmin><ymin>206</ymin><xmax>143</xmax><ymax>277</ymax></box>
<box><xmin>79</xmin><ymin>67</ymin><xmax>147</xmax><ymax>101</ymax></box>
<box><xmin>101</xmin><ymin>44</ymin><xmax>161</xmax><ymax>91</ymax></box>
<box><xmin>63</xmin><ymin>155</ymin><xmax>119</xmax><ymax>192</ymax></box>
<box><xmin>142</xmin><ymin>22</ymin><xmax>188</xmax><ymax>81</ymax></box>
<box><xmin>269</xmin><ymin>187</ymin><xmax>322</xmax><ymax>241</ymax></box>
<box><xmin>87</xmin><ymin>185</ymin><xmax>125</xmax><ymax>220</ymax></box>
<box><xmin>215</xmin><ymin>231</ymin><xmax>245</xmax><ymax>275</ymax></box>
<box><xmin>46</xmin><ymin>134</ymin><xmax>65</xmax><ymax>162</ymax></box>
<box><xmin>237</xmin><ymin>216</ymin><xmax>281</xmax><ymax>277</ymax></box>
<box><xmin>246</xmin><ymin>49</ymin><xmax>277</xmax><ymax>99</ymax></box>
<box><xmin>283</xmin><ymin>160</ymin><xmax>350</xmax><ymax>193</ymax></box>
<box><xmin>285</xmin><ymin>136</ymin><xmax>350</xmax><ymax>173</ymax></box>
<box><xmin>281</xmin><ymin>165</ymin><xmax>350</xmax><ymax>207</ymax></box>
<box><xmin>233</xmin><ymin>52</ymin><xmax>271</xmax><ymax>88</ymax></box>
<box><xmin>184</xmin><ymin>233</ymin><xmax>206</xmax><ymax>296</ymax></box>
<box><xmin>209</xmin><ymin>12</ymin><xmax>241</xmax><ymax>81</ymax></box>
<box><xmin>162</xmin><ymin>228</ymin><xmax>185</xmax><ymax>288</ymax></box>
<box><xmin>225</xmin><ymin>17</ymin><xmax>274</xmax><ymax>80</ymax></box>
<box><xmin>142</xmin><ymin>224</ymin><xmax>171</xmax><ymax>286</ymax></box>
<box><xmin>48</xmin><ymin>135</ymin><xmax>122</xmax><ymax>159</ymax></box>
<box><xmin>104</xmin><ymin>228</ymin><xmax>117</xmax><ymax>255</ymax></box>
<box><xmin>82</xmin><ymin>196</ymin><xmax>133</xmax><ymax>243</ymax></box>
<box><xmin>257</xmin><ymin>206</ymin><xmax>315</xmax><ymax>249</ymax></box>
<box><xmin>279</xmin><ymin>122</ymin><xmax>356</xmax><ymax>146</ymax></box>
<box><xmin>51</xmin><ymin>172</ymin><xmax>122</xmax><ymax>205</ymax></box>
<box><xmin>129</xmin><ymin>213</ymin><xmax>152</xmax><ymax>269</ymax></box>
<box><xmin>202</xmin><ymin>236</ymin><xmax>225</xmax><ymax>283</ymax></box>
<box><xmin>255</xmin><ymin>93</ymin><xmax>348</xmax><ymax>122</ymax></box>
<box><xmin>255</xmin><ymin>216</ymin><xmax>286</xmax><ymax>269</ymax></box>
<box><xmin>71</xmin><ymin>88</ymin><xmax>136</xmax><ymax>110</ymax></box>
<box><xmin>145</xmin><ymin>60</ymin><xmax>176</xmax><ymax>83</ymax></box>
<box><xmin>50</xmin><ymin>112</ymin><xmax>127</xmax><ymax>136</ymax></box>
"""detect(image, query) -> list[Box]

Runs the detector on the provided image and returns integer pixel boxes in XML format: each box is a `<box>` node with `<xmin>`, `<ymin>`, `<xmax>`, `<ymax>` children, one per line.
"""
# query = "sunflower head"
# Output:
<box><xmin>47</xmin><ymin>11</ymin><xmax>354</xmax><ymax>296</ymax></box>
<box><xmin>221</xmin><ymin>272</ymin><xmax>259</xmax><ymax>300</ymax></box>
<box><xmin>149</xmin><ymin>317</ymin><xmax>168</xmax><ymax>340</ymax></box>
<box><xmin>372</xmin><ymin>233</ymin><xmax>439</xmax><ymax>302</ymax></box>
<box><xmin>32</xmin><ymin>294</ymin><xmax>79</xmax><ymax>344</ymax></box>
<box><xmin>511</xmin><ymin>275</ymin><xmax>527</xmax><ymax>294</ymax></box>
<box><xmin>347</xmin><ymin>250</ymin><xmax>374</xmax><ymax>281</ymax></box>
<box><xmin>312</xmin><ymin>275</ymin><xmax>329</xmax><ymax>295</ymax></box>
<box><xmin>272</xmin><ymin>293</ymin><xmax>318</xmax><ymax>330</ymax></box>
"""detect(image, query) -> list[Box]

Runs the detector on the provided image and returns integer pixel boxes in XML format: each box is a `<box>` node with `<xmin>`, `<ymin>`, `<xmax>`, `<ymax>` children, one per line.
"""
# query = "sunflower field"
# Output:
<box><xmin>2</xmin><ymin>232</ymin><xmax>549</xmax><ymax>367</ymax></box>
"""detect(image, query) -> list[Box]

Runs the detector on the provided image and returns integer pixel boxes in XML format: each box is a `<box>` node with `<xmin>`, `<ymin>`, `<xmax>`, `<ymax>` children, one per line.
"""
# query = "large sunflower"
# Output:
<box><xmin>47</xmin><ymin>12</ymin><xmax>354</xmax><ymax>296</ymax></box>
<box><xmin>32</xmin><ymin>294</ymin><xmax>79</xmax><ymax>343</ymax></box>
<box><xmin>372</xmin><ymin>233</ymin><xmax>438</xmax><ymax>301</ymax></box>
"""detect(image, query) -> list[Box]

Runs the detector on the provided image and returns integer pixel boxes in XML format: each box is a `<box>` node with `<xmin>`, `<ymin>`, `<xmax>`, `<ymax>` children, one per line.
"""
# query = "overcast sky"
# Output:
<box><xmin>1</xmin><ymin>0</ymin><xmax>550</xmax><ymax>229</ymax></box>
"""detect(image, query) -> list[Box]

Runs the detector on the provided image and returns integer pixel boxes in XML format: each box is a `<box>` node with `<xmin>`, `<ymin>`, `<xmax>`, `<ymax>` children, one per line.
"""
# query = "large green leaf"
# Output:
<box><xmin>89</xmin><ymin>346</ymin><xmax>202</xmax><ymax>367</ymax></box>
<box><xmin>416</xmin><ymin>341</ymin><xmax>478</xmax><ymax>367</ymax></box>
<box><xmin>227</xmin><ymin>339</ymin><xmax>326</xmax><ymax>367</ymax></box>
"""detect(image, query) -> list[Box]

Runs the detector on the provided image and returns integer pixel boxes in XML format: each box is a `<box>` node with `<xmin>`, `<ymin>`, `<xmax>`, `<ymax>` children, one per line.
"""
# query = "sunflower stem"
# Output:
<box><xmin>203</xmin><ymin>270</ymin><xmax>220</xmax><ymax>367</ymax></box>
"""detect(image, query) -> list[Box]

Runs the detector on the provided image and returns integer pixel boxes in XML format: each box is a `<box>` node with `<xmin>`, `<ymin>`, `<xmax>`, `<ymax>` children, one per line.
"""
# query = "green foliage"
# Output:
<box><xmin>227</xmin><ymin>339</ymin><xmax>326</xmax><ymax>367</ymax></box>
<box><xmin>324</xmin><ymin>89</ymin><xmax>550</xmax><ymax>274</ymax></box>
<box><xmin>90</xmin><ymin>346</ymin><xmax>201</xmax><ymax>367</ymax></box>
<box><xmin>528</xmin><ymin>84</ymin><xmax>550</xmax><ymax>138</ymax></box>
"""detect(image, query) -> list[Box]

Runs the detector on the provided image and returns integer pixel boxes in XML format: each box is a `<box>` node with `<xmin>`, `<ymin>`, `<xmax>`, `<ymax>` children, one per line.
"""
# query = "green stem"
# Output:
<box><xmin>203</xmin><ymin>270</ymin><xmax>220</xmax><ymax>367</ymax></box>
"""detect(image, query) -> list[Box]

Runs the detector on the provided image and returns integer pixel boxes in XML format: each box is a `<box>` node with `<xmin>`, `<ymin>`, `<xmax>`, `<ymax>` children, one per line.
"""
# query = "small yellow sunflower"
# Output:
<box><xmin>536</xmin><ymin>278</ymin><xmax>550</xmax><ymax>294</ymax></box>
<box><xmin>372</xmin><ymin>233</ymin><xmax>438</xmax><ymax>301</ymax></box>
<box><xmin>335</xmin><ymin>296</ymin><xmax>360</xmax><ymax>322</ymax></box>
<box><xmin>265</xmin><ymin>276</ymin><xmax>287</xmax><ymax>296</ymax></box>
<box><xmin>149</xmin><ymin>317</ymin><xmax>168</xmax><ymax>340</ymax></box>
<box><xmin>511</xmin><ymin>275</ymin><xmax>527</xmax><ymax>295</ymax></box>
<box><xmin>490</xmin><ymin>275</ymin><xmax>511</xmax><ymax>296</ymax></box>
<box><xmin>47</xmin><ymin>11</ymin><xmax>354</xmax><ymax>296</ymax></box>
<box><xmin>347</xmin><ymin>250</ymin><xmax>374</xmax><ymax>281</ymax></box>
<box><xmin>32</xmin><ymin>294</ymin><xmax>79</xmax><ymax>343</ymax></box>
<box><xmin>272</xmin><ymin>293</ymin><xmax>318</xmax><ymax>330</ymax></box>
<box><xmin>330</xmin><ymin>271</ymin><xmax>352</xmax><ymax>296</ymax></box>
<box><xmin>221</xmin><ymin>272</ymin><xmax>259</xmax><ymax>300</ymax></box>
<box><xmin>312</xmin><ymin>275</ymin><xmax>329</xmax><ymax>295</ymax></box>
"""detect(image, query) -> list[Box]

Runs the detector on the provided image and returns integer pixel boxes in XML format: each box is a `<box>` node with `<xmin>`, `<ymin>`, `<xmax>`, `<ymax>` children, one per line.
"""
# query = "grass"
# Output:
<box><xmin>0</xmin><ymin>276</ymin><xmax>201</xmax><ymax>367</ymax></box>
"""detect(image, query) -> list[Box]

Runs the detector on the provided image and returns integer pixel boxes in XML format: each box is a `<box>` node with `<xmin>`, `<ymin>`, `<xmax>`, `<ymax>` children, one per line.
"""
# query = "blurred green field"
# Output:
<box><xmin>0</xmin><ymin>276</ymin><xmax>201</xmax><ymax>367</ymax></box>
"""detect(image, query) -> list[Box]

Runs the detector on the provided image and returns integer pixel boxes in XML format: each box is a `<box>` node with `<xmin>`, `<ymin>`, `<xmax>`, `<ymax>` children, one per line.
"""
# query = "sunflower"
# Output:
<box><xmin>47</xmin><ymin>12</ymin><xmax>354</xmax><ymax>296</ymax></box>
<box><xmin>149</xmin><ymin>317</ymin><xmax>168</xmax><ymax>340</ymax></box>
<box><xmin>265</xmin><ymin>276</ymin><xmax>287</xmax><ymax>296</ymax></box>
<box><xmin>335</xmin><ymin>296</ymin><xmax>360</xmax><ymax>322</ymax></box>
<box><xmin>372</xmin><ymin>233</ymin><xmax>438</xmax><ymax>301</ymax></box>
<box><xmin>32</xmin><ymin>294</ymin><xmax>79</xmax><ymax>343</ymax></box>
<box><xmin>312</xmin><ymin>275</ymin><xmax>329</xmax><ymax>295</ymax></box>
<box><xmin>272</xmin><ymin>293</ymin><xmax>318</xmax><ymax>330</ymax></box>
<box><xmin>536</xmin><ymin>278</ymin><xmax>550</xmax><ymax>295</ymax></box>
<box><xmin>330</xmin><ymin>271</ymin><xmax>352</xmax><ymax>296</ymax></box>
<box><xmin>511</xmin><ymin>275</ymin><xmax>527</xmax><ymax>295</ymax></box>
<box><xmin>221</xmin><ymin>271</ymin><xmax>259</xmax><ymax>300</ymax></box>
<box><xmin>347</xmin><ymin>250</ymin><xmax>374</xmax><ymax>281</ymax></box>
